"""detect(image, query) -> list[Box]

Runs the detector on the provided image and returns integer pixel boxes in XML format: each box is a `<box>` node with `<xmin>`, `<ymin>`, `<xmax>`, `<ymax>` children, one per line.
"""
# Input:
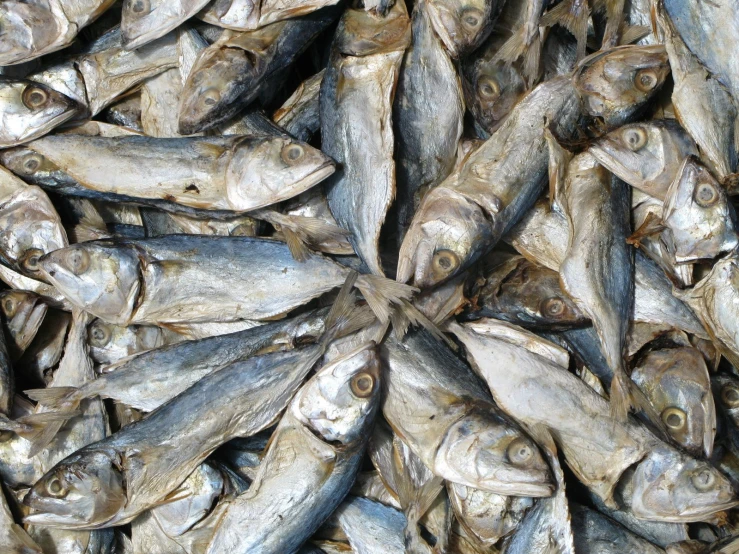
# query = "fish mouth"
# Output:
<box><xmin>290</xmin><ymin>161</ymin><xmax>336</xmax><ymax>195</ymax></box>
<box><xmin>645</xmin><ymin>499</ymin><xmax>739</xmax><ymax>523</ymax></box>
<box><xmin>15</xmin><ymin>107</ymin><xmax>78</xmax><ymax>147</ymax></box>
<box><xmin>483</xmin><ymin>480</ymin><xmax>555</xmax><ymax>498</ymax></box>
<box><xmin>24</xmin><ymin>510</ymin><xmax>92</xmax><ymax>529</ymax></box>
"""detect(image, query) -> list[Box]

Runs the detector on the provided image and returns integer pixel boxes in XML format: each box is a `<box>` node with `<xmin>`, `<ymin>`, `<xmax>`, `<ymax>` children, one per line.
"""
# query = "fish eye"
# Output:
<box><xmin>691</xmin><ymin>468</ymin><xmax>716</xmax><ymax>492</ymax></box>
<box><xmin>21</xmin><ymin>153</ymin><xmax>43</xmax><ymax>175</ymax></box>
<box><xmin>281</xmin><ymin>143</ymin><xmax>305</xmax><ymax>164</ymax></box>
<box><xmin>694</xmin><ymin>181</ymin><xmax>719</xmax><ymax>207</ymax></box>
<box><xmin>128</xmin><ymin>0</ymin><xmax>150</xmax><ymax>14</ymax></box>
<box><xmin>201</xmin><ymin>88</ymin><xmax>221</xmax><ymax>107</ymax></box>
<box><xmin>634</xmin><ymin>68</ymin><xmax>659</xmax><ymax>92</ymax></box>
<box><xmin>540</xmin><ymin>297</ymin><xmax>566</xmax><ymax>318</ymax></box>
<box><xmin>622</xmin><ymin>127</ymin><xmax>647</xmax><ymax>151</ymax></box>
<box><xmin>66</xmin><ymin>249</ymin><xmax>90</xmax><ymax>275</ymax></box>
<box><xmin>721</xmin><ymin>385</ymin><xmax>739</xmax><ymax>408</ymax></box>
<box><xmin>46</xmin><ymin>476</ymin><xmax>68</xmax><ymax>498</ymax></box>
<box><xmin>350</xmin><ymin>372</ymin><xmax>375</xmax><ymax>398</ymax></box>
<box><xmin>661</xmin><ymin>407</ymin><xmax>686</xmax><ymax>431</ymax></box>
<box><xmin>3</xmin><ymin>297</ymin><xmax>16</xmax><ymax>317</ymax></box>
<box><xmin>477</xmin><ymin>77</ymin><xmax>500</xmax><ymax>100</ymax></box>
<box><xmin>506</xmin><ymin>437</ymin><xmax>535</xmax><ymax>467</ymax></box>
<box><xmin>21</xmin><ymin>248</ymin><xmax>43</xmax><ymax>272</ymax></box>
<box><xmin>89</xmin><ymin>321</ymin><xmax>112</xmax><ymax>347</ymax></box>
<box><xmin>22</xmin><ymin>85</ymin><xmax>49</xmax><ymax>110</ymax></box>
<box><xmin>460</xmin><ymin>8</ymin><xmax>483</xmax><ymax>29</ymax></box>
<box><xmin>432</xmin><ymin>250</ymin><xmax>460</xmax><ymax>279</ymax></box>
<box><xmin>231</xmin><ymin>223</ymin><xmax>253</xmax><ymax>236</ymax></box>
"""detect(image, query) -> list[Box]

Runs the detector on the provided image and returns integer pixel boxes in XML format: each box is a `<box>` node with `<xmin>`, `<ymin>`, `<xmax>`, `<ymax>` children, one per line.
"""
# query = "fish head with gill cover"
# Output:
<box><xmin>121</xmin><ymin>0</ymin><xmax>208</xmax><ymax>50</ymax></box>
<box><xmin>23</xmin><ymin>450</ymin><xmax>126</xmax><ymax>529</ymax></box>
<box><xmin>0</xmin><ymin>78</ymin><xmax>80</xmax><ymax>148</ymax></box>
<box><xmin>627</xmin><ymin>445</ymin><xmax>737</xmax><ymax>522</ymax></box>
<box><xmin>291</xmin><ymin>342</ymin><xmax>381</xmax><ymax>445</ymax></box>
<box><xmin>589</xmin><ymin>119</ymin><xmax>699</xmax><ymax>200</ymax></box>
<box><xmin>425</xmin><ymin>0</ymin><xmax>498</xmax><ymax>57</ymax></box>
<box><xmin>0</xmin><ymin>1</ymin><xmax>62</xmax><ymax>65</ymax></box>
<box><xmin>574</xmin><ymin>44</ymin><xmax>670</xmax><ymax>128</ymax></box>
<box><xmin>37</xmin><ymin>241</ymin><xmax>141</xmax><ymax>325</ymax></box>
<box><xmin>223</xmin><ymin>135</ymin><xmax>335</xmax><ymax>211</ymax></box>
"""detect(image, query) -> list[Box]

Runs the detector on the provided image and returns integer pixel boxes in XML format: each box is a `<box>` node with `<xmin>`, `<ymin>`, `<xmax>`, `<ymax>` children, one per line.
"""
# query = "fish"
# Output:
<box><xmin>631</xmin><ymin>346</ymin><xmax>716</xmax><ymax>457</ymax></box>
<box><xmin>0</xmin><ymin>165</ymin><xmax>68</xmax><ymax>279</ymax></box>
<box><xmin>0</xmin><ymin>290</ymin><xmax>48</xmax><ymax>358</ymax></box>
<box><xmin>321</xmin><ymin>0</ymin><xmax>411</xmax><ymax>275</ymax></box>
<box><xmin>26</xmin><ymin>134</ymin><xmax>335</xmax><ymax>213</ymax></box>
<box><xmin>661</xmin><ymin>157</ymin><xmax>738</xmax><ymax>263</ymax></box>
<box><xmin>179</xmin><ymin>8</ymin><xmax>340</xmax><ymax>134</ymax></box>
<box><xmin>272</xmin><ymin>70</ymin><xmax>324</xmax><ymax>142</ymax></box>
<box><xmin>541</xmin><ymin>0</ymin><xmax>590</xmax><ymax>61</ymax></box>
<box><xmin>36</xmin><ymin>236</ymin><xmax>413</xmax><ymax>325</ymax></box>
<box><xmin>0</xmin><ymin>78</ymin><xmax>80</xmax><ymax>148</ymax></box>
<box><xmin>570</xmin><ymin>503</ymin><xmax>666</xmax><ymax>554</ymax></box>
<box><xmin>557</xmin><ymin>151</ymin><xmax>637</xmax><ymax>421</ymax></box>
<box><xmin>450</xmin><ymin>319</ymin><xmax>737</xmax><ymax>520</ymax></box>
<box><xmin>493</xmin><ymin>0</ymin><xmax>545</xmax><ymax>85</ymax></box>
<box><xmin>381</xmin><ymin>329</ymin><xmax>554</xmax><ymax>496</ymax></box>
<box><xmin>121</xmin><ymin>0</ymin><xmax>212</xmax><ymax>50</ymax></box>
<box><xmin>393</xmin><ymin>1</ymin><xmax>464</xmax><ymax>243</ymax></box>
<box><xmin>425</xmin><ymin>0</ymin><xmax>501</xmax><ymax>58</ymax></box>
<box><xmin>328</xmin><ymin>495</ymin><xmax>407</xmax><ymax>554</ymax></box>
<box><xmin>198</xmin><ymin>0</ymin><xmax>341</xmax><ymax>31</ymax></box>
<box><xmin>0</xmin><ymin>485</ymin><xmax>42</xmax><ymax>553</ymax></box>
<box><xmin>203</xmin><ymin>343</ymin><xmax>381</xmax><ymax>554</ymax></box>
<box><xmin>589</xmin><ymin>119</ymin><xmax>699</xmax><ymax>200</ymax></box>
<box><xmin>86</xmin><ymin>319</ymin><xmax>182</xmax><ymax>366</ymax></box>
<box><xmin>463</xmin><ymin>255</ymin><xmax>589</xmax><ymax>330</ymax></box>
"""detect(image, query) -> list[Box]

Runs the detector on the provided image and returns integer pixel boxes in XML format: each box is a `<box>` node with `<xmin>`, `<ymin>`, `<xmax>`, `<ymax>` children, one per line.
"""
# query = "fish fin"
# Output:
<box><xmin>722</xmin><ymin>173</ymin><xmax>739</xmax><ymax>195</ymax></box>
<box><xmin>354</xmin><ymin>274</ymin><xmax>418</xmax><ymax>324</ymax></box>
<box><xmin>493</xmin><ymin>27</ymin><xmax>527</xmax><ymax>65</ymax></box>
<box><xmin>619</xmin><ymin>24</ymin><xmax>650</xmax><ymax>45</ymax></box>
<box><xmin>523</xmin><ymin>31</ymin><xmax>542</xmax><ymax>88</ymax></box>
<box><xmin>527</xmin><ymin>423</ymin><xmax>557</xmax><ymax>456</ymax></box>
<box><xmin>281</xmin><ymin>225</ymin><xmax>311</xmax><ymax>262</ymax></box>
<box><xmin>255</xmin><ymin>210</ymin><xmax>350</xmax><ymax>262</ymax></box>
<box><xmin>397</xmin><ymin>299</ymin><xmax>457</xmax><ymax>350</ymax></box>
<box><xmin>610</xmin><ymin>370</ymin><xmax>667</xmax><ymax>435</ymax></box>
<box><xmin>10</xmin><ymin>523</ymin><xmax>42</xmax><ymax>554</ymax></box>
<box><xmin>541</xmin><ymin>0</ymin><xmax>590</xmax><ymax>60</ymax></box>
<box><xmin>602</xmin><ymin>0</ymin><xmax>625</xmax><ymax>48</ymax></box>
<box><xmin>321</xmin><ymin>271</ymin><xmax>377</xmax><ymax>349</ymax></box>
<box><xmin>545</xmin><ymin>127</ymin><xmax>572</xmax><ymax>212</ymax></box>
<box><xmin>24</xmin><ymin>386</ymin><xmax>83</xmax><ymax>412</ymax></box>
<box><xmin>25</xmin><ymin>416</ymin><xmax>70</xmax><ymax>458</ymax></box>
<box><xmin>626</xmin><ymin>212</ymin><xmax>664</xmax><ymax>248</ymax></box>
<box><xmin>609</xmin><ymin>370</ymin><xmax>632</xmax><ymax>422</ymax></box>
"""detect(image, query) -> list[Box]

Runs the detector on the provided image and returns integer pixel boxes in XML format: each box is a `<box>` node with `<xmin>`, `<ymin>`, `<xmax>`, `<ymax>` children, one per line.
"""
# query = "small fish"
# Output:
<box><xmin>0</xmin><ymin>291</ymin><xmax>48</xmax><ymax>358</ymax></box>
<box><xmin>425</xmin><ymin>0</ymin><xmax>502</xmax><ymax>58</ymax></box>
<box><xmin>87</xmin><ymin>319</ymin><xmax>180</xmax><ymax>366</ymax></box>
<box><xmin>121</xmin><ymin>0</ymin><xmax>212</xmax><ymax>50</ymax></box>
<box><xmin>0</xmin><ymin>78</ymin><xmax>79</xmax><ymax>148</ymax></box>
<box><xmin>199</xmin><ymin>0</ymin><xmax>341</xmax><ymax>31</ymax></box>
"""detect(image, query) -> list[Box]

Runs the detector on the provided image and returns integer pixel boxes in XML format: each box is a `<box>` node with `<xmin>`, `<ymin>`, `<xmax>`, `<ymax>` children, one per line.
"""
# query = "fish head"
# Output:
<box><xmin>397</xmin><ymin>187</ymin><xmax>492</xmax><ymax>288</ymax></box>
<box><xmin>0</xmin><ymin>289</ymin><xmax>47</xmax><ymax>347</ymax></box>
<box><xmin>0</xmin><ymin>79</ymin><xmax>79</xmax><ymax>146</ymax></box>
<box><xmin>292</xmin><ymin>342</ymin><xmax>380</xmax><ymax>445</ymax></box>
<box><xmin>24</xmin><ymin>451</ymin><xmax>126</xmax><ymax>528</ymax></box>
<box><xmin>38</xmin><ymin>242</ymin><xmax>140</xmax><ymax>325</ymax></box>
<box><xmin>426</xmin><ymin>0</ymin><xmax>493</xmax><ymax>56</ymax></box>
<box><xmin>0</xmin><ymin>2</ymin><xmax>60</xmax><ymax>65</ymax></box>
<box><xmin>88</xmin><ymin>319</ymin><xmax>162</xmax><ymax>365</ymax></box>
<box><xmin>0</xmin><ymin>146</ymin><xmax>63</xmax><ymax>184</ymax></box>
<box><xmin>466</xmin><ymin>61</ymin><xmax>525</xmax><ymax>133</ymax></box>
<box><xmin>590</xmin><ymin>121</ymin><xmax>698</xmax><ymax>199</ymax></box>
<box><xmin>434</xmin><ymin>411</ymin><xmax>554</xmax><ymax>497</ymax></box>
<box><xmin>225</xmin><ymin>136</ymin><xmax>335</xmax><ymax>211</ymax></box>
<box><xmin>713</xmin><ymin>374</ymin><xmax>739</xmax><ymax>431</ymax></box>
<box><xmin>630</xmin><ymin>446</ymin><xmax>737</xmax><ymax>522</ymax></box>
<box><xmin>178</xmin><ymin>43</ymin><xmax>253</xmax><ymax>135</ymax></box>
<box><xmin>662</xmin><ymin>157</ymin><xmax>738</xmax><ymax>262</ymax></box>
<box><xmin>120</xmin><ymin>0</ymin><xmax>176</xmax><ymax>49</ymax></box>
<box><xmin>574</xmin><ymin>45</ymin><xmax>670</xmax><ymax>128</ymax></box>
<box><xmin>472</xmin><ymin>257</ymin><xmax>587</xmax><ymax>328</ymax></box>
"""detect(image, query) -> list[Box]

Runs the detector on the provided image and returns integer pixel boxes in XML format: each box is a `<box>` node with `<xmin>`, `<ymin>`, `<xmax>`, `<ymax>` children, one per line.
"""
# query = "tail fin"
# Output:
<box><xmin>609</xmin><ymin>369</ymin><xmax>666</xmax><ymax>437</ymax></box>
<box><xmin>355</xmin><ymin>274</ymin><xmax>418</xmax><ymax>324</ymax></box>
<box><xmin>494</xmin><ymin>27</ymin><xmax>528</xmax><ymax>65</ymax></box>
<box><xmin>390</xmin><ymin>299</ymin><xmax>456</xmax><ymax>350</ymax></box>
<box><xmin>0</xmin><ymin>410</ymin><xmax>81</xmax><ymax>442</ymax></box>
<box><xmin>541</xmin><ymin>0</ymin><xmax>590</xmax><ymax>60</ymax></box>
<box><xmin>602</xmin><ymin>0</ymin><xmax>625</xmax><ymax>48</ymax></box>
<box><xmin>619</xmin><ymin>24</ymin><xmax>650</xmax><ymax>45</ymax></box>
<box><xmin>25</xmin><ymin>386</ymin><xmax>83</xmax><ymax>412</ymax></box>
<box><xmin>544</xmin><ymin>127</ymin><xmax>572</xmax><ymax>213</ymax></box>
<box><xmin>523</xmin><ymin>31</ymin><xmax>542</xmax><ymax>88</ymax></box>
<box><xmin>254</xmin><ymin>210</ymin><xmax>350</xmax><ymax>262</ymax></box>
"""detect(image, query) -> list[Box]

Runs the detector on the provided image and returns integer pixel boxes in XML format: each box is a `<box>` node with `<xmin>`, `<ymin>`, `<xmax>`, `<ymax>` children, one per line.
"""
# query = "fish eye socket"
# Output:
<box><xmin>89</xmin><ymin>321</ymin><xmax>112</xmax><ymax>347</ymax></box>
<box><xmin>691</xmin><ymin>468</ymin><xmax>716</xmax><ymax>492</ymax></box>
<box><xmin>22</xmin><ymin>86</ymin><xmax>49</xmax><ymax>110</ymax></box>
<box><xmin>230</xmin><ymin>223</ymin><xmax>253</xmax><ymax>236</ymax></box>
<box><xmin>21</xmin><ymin>248</ymin><xmax>43</xmax><ymax>272</ymax></box>
<box><xmin>201</xmin><ymin>88</ymin><xmax>220</xmax><ymax>107</ymax></box>
<box><xmin>3</xmin><ymin>297</ymin><xmax>16</xmax><ymax>317</ymax></box>
<box><xmin>432</xmin><ymin>250</ymin><xmax>460</xmax><ymax>278</ymax></box>
<box><xmin>506</xmin><ymin>437</ymin><xmax>535</xmax><ymax>467</ymax></box>
<box><xmin>46</xmin><ymin>476</ymin><xmax>67</xmax><ymax>498</ymax></box>
<box><xmin>541</xmin><ymin>297</ymin><xmax>566</xmax><ymax>318</ymax></box>
<box><xmin>350</xmin><ymin>372</ymin><xmax>375</xmax><ymax>398</ymax></box>
<box><xmin>694</xmin><ymin>182</ymin><xmax>719</xmax><ymax>207</ymax></box>
<box><xmin>129</xmin><ymin>0</ymin><xmax>150</xmax><ymax>14</ymax></box>
<box><xmin>281</xmin><ymin>143</ymin><xmax>305</xmax><ymax>164</ymax></box>
<box><xmin>460</xmin><ymin>8</ymin><xmax>483</xmax><ymax>29</ymax></box>
<box><xmin>635</xmin><ymin>68</ymin><xmax>659</xmax><ymax>92</ymax></box>
<box><xmin>66</xmin><ymin>249</ymin><xmax>90</xmax><ymax>275</ymax></box>
<box><xmin>721</xmin><ymin>385</ymin><xmax>739</xmax><ymax>407</ymax></box>
<box><xmin>477</xmin><ymin>77</ymin><xmax>500</xmax><ymax>100</ymax></box>
<box><xmin>622</xmin><ymin>127</ymin><xmax>647</xmax><ymax>151</ymax></box>
<box><xmin>661</xmin><ymin>407</ymin><xmax>686</xmax><ymax>431</ymax></box>
<box><xmin>21</xmin><ymin>153</ymin><xmax>43</xmax><ymax>175</ymax></box>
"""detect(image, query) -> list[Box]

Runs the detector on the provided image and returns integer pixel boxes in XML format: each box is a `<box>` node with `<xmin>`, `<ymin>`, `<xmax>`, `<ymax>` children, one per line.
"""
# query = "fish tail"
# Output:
<box><xmin>320</xmin><ymin>271</ymin><xmax>376</xmax><ymax>351</ymax></box>
<box><xmin>523</xmin><ymin>31</ymin><xmax>542</xmax><ymax>88</ymax></box>
<box><xmin>602</xmin><ymin>0</ymin><xmax>626</xmax><ymax>48</ymax></box>
<box><xmin>541</xmin><ymin>0</ymin><xmax>590</xmax><ymax>60</ymax></box>
<box><xmin>619</xmin><ymin>24</ymin><xmax>651</xmax><ymax>45</ymax></box>
<box><xmin>355</xmin><ymin>274</ymin><xmax>418</xmax><ymax>324</ymax></box>
<box><xmin>256</xmin><ymin>210</ymin><xmax>349</xmax><ymax>262</ymax></box>
<box><xmin>609</xmin><ymin>370</ymin><xmax>632</xmax><ymax>422</ymax></box>
<box><xmin>390</xmin><ymin>299</ymin><xmax>458</xmax><ymax>350</ymax></box>
<box><xmin>1</xmin><ymin>410</ymin><xmax>81</xmax><ymax>454</ymax></box>
<box><xmin>493</xmin><ymin>27</ymin><xmax>528</xmax><ymax>65</ymax></box>
<box><xmin>25</xmin><ymin>386</ymin><xmax>83</xmax><ymax>412</ymax></box>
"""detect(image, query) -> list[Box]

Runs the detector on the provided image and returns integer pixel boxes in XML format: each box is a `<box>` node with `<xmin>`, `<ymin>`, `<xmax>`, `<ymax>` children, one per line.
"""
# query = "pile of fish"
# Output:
<box><xmin>2</xmin><ymin>0</ymin><xmax>739</xmax><ymax>552</ymax></box>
